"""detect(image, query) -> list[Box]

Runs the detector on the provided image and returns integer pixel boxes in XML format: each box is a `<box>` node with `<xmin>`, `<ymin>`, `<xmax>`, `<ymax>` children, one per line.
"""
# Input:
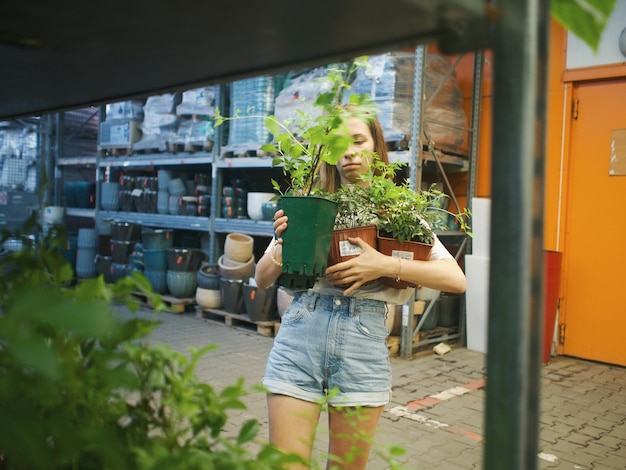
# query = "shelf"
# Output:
<box><xmin>66</xmin><ymin>208</ymin><xmax>95</xmax><ymax>218</ymax></box>
<box><xmin>389</xmin><ymin>150</ymin><xmax>469</xmax><ymax>172</ymax></box>
<box><xmin>214</xmin><ymin>218</ymin><xmax>274</xmax><ymax>237</ymax></box>
<box><xmin>57</xmin><ymin>156</ymin><xmax>97</xmax><ymax>166</ymax></box>
<box><xmin>99</xmin><ymin>152</ymin><xmax>213</xmax><ymax>168</ymax></box>
<box><xmin>99</xmin><ymin>211</ymin><xmax>210</xmax><ymax>231</ymax></box>
<box><xmin>212</xmin><ymin>151</ymin><xmax>468</xmax><ymax>172</ymax></box>
<box><xmin>215</xmin><ymin>157</ymin><xmax>277</xmax><ymax>169</ymax></box>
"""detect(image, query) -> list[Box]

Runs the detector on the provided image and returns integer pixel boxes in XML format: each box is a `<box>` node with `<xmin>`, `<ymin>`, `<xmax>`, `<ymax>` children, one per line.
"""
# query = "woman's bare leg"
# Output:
<box><xmin>267</xmin><ymin>393</ymin><xmax>323</xmax><ymax>469</ymax></box>
<box><xmin>326</xmin><ymin>405</ymin><xmax>385</xmax><ymax>470</ymax></box>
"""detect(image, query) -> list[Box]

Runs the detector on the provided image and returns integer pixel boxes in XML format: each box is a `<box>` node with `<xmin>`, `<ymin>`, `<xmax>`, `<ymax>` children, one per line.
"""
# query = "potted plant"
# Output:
<box><xmin>354</xmin><ymin>159</ymin><xmax>471</xmax><ymax>288</ymax></box>
<box><xmin>215</xmin><ymin>59</ymin><xmax>377</xmax><ymax>288</ymax></box>
<box><xmin>323</xmin><ymin>183</ymin><xmax>379</xmax><ymax>266</ymax></box>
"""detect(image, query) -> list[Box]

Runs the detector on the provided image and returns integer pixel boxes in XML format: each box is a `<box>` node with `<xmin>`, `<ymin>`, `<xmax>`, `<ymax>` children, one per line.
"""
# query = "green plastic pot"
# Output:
<box><xmin>279</xmin><ymin>195</ymin><xmax>338</xmax><ymax>289</ymax></box>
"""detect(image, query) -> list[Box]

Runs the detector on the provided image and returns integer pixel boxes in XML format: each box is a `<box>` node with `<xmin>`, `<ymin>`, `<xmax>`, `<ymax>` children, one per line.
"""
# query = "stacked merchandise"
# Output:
<box><xmin>0</xmin><ymin>120</ymin><xmax>38</xmax><ymax>191</ymax></box>
<box><xmin>98</xmin><ymin>100</ymin><xmax>144</xmax><ymax>152</ymax></box>
<box><xmin>225</xmin><ymin>76</ymin><xmax>275</xmax><ymax>153</ymax></box>
<box><xmin>348</xmin><ymin>52</ymin><xmax>414</xmax><ymax>146</ymax></box>
<box><xmin>0</xmin><ymin>119</ymin><xmax>40</xmax><ymax>234</ymax></box>
<box><xmin>132</xmin><ymin>94</ymin><xmax>181</xmax><ymax>153</ymax></box>
<box><xmin>273</xmin><ymin>67</ymin><xmax>331</xmax><ymax>136</ymax></box>
<box><xmin>348</xmin><ymin>52</ymin><xmax>469</xmax><ymax>156</ymax></box>
<box><xmin>170</xmin><ymin>86</ymin><xmax>217</xmax><ymax>152</ymax></box>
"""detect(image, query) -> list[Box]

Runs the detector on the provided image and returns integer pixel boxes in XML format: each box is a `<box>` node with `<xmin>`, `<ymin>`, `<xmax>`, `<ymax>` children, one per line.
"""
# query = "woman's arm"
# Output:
<box><xmin>255</xmin><ymin>209</ymin><xmax>288</xmax><ymax>289</ymax></box>
<box><xmin>324</xmin><ymin>237</ymin><xmax>466</xmax><ymax>297</ymax></box>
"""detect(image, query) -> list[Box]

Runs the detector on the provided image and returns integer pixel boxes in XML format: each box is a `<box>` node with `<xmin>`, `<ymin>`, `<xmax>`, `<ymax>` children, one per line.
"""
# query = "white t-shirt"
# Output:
<box><xmin>264</xmin><ymin>234</ymin><xmax>454</xmax><ymax>305</ymax></box>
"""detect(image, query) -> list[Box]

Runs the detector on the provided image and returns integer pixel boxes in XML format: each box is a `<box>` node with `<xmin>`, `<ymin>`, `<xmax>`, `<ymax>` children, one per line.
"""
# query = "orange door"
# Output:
<box><xmin>562</xmin><ymin>79</ymin><xmax>626</xmax><ymax>366</ymax></box>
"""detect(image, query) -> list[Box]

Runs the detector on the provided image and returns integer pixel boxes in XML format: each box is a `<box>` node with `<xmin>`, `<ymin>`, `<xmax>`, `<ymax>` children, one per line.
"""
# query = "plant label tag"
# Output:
<box><xmin>339</xmin><ymin>240</ymin><xmax>362</xmax><ymax>257</ymax></box>
<box><xmin>391</xmin><ymin>250</ymin><xmax>414</xmax><ymax>260</ymax></box>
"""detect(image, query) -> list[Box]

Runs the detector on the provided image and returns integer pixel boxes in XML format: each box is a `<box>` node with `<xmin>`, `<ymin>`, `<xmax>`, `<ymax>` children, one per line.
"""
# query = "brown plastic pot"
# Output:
<box><xmin>327</xmin><ymin>225</ymin><xmax>378</xmax><ymax>267</ymax></box>
<box><xmin>377</xmin><ymin>233</ymin><xmax>433</xmax><ymax>289</ymax></box>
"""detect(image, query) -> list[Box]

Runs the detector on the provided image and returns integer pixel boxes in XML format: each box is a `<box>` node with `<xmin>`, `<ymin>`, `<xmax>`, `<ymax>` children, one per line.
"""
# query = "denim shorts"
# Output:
<box><xmin>262</xmin><ymin>291</ymin><xmax>392</xmax><ymax>407</ymax></box>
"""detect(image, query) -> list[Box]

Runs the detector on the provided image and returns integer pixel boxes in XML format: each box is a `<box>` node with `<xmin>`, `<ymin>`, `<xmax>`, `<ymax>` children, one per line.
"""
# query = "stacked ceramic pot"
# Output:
<box><xmin>137</xmin><ymin>176</ymin><xmax>158</xmax><ymax>213</ymax></box>
<box><xmin>119</xmin><ymin>176</ymin><xmax>135</xmax><ymax>212</ymax></box>
<box><xmin>141</xmin><ymin>229</ymin><xmax>174</xmax><ymax>294</ymax></box>
<box><xmin>166</xmin><ymin>247</ymin><xmax>203</xmax><ymax>298</ymax></box>
<box><xmin>76</xmin><ymin>228</ymin><xmax>97</xmax><ymax>279</ymax></box>
<box><xmin>195</xmin><ymin>263</ymin><xmax>222</xmax><ymax>309</ymax></box>
<box><xmin>195</xmin><ymin>173</ymin><xmax>211</xmax><ymax>217</ymax></box>
<box><xmin>167</xmin><ymin>176</ymin><xmax>187</xmax><ymax>215</ymax></box>
<box><xmin>221</xmin><ymin>185</ymin><xmax>247</xmax><ymax>219</ymax></box>
<box><xmin>100</xmin><ymin>181</ymin><xmax>120</xmax><ymax>211</ymax></box>
<box><xmin>110</xmin><ymin>222</ymin><xmax>141</xmax><ymax>282</ymax></box>
<box><xmin>95</xmin><ymin>220</ymin><xmax>113</xmax><ymax>283</ymax></box>
<box><xmin>218</xmin><ymin>233</ymin><xmax>255</xmax><ymax>314</ymax></box>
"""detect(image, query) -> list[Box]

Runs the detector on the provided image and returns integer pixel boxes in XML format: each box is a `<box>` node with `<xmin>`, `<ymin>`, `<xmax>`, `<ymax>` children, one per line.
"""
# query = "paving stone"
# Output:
<box><xmin>113</xmin><ymin>305</ymin><xmax>626</xmax><ymax>470</ymax></box>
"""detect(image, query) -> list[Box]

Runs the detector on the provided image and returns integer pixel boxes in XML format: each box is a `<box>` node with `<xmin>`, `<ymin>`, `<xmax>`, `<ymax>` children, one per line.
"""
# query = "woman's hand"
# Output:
<box><xmin>325</xmin><ymin>237</ymin><xmax>389</xmax><ymax>296</ymax></box>
<box><xmin>273</xmin><ymin>209</ymin><xmax>288</xmax><ymax>243</ymax></box>
<box><xmin>255</xmin><ymin>209</ymin><xmax>289</xmax><ymax>289</ymax></box>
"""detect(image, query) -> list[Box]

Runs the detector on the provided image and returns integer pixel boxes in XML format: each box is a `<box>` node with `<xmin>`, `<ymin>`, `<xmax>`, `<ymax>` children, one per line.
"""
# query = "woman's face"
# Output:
<box><xmin>336</xmin><ymin>117</ymin><xmax>375</xmax><ymax>187</ymax></box>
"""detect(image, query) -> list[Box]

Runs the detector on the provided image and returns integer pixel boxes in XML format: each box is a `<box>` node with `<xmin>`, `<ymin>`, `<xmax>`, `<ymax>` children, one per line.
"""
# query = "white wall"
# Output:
<box><xmin>566</xmin><ymin>0</ymin><xmax>626</xmax><ymax>69</ymax></box>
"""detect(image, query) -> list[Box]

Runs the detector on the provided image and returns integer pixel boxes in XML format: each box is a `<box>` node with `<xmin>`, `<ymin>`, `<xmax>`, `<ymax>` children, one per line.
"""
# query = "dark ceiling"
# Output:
<box><xmin>0</xmin><ymin>0</ymin><xmax>487</xmax><ymax>119</ymax></box>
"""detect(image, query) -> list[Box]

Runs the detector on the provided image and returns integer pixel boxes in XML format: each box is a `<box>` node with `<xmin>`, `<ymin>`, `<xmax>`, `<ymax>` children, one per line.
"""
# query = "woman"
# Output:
<box><xmin>255</xmin><ymin>110</ymin><xmax>466</xmax><ymax>469</ymax></box>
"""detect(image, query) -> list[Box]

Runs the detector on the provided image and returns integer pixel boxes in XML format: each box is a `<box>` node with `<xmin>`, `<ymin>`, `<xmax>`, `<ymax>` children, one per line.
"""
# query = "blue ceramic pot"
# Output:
<box><xmin>144</xmin><ymin>269</ymin><xmax>168</xmax><ymax>294</ymax></box>
<box><xmin>143</xmin><ymin>249</ymin><xmax>168</xmax><ymax>271</ymax></box>
<box><xmin>142</xmin><ymin>229</ymin><xmax>174</xmax><ymax>250</ymax></box>
<box><xmin>166</xmin><ymin>270</ymin><xmax>197</xmax><ymax>298</ymax></box>
<box><xmin>197</xmin><ymin>264</ymin><xmax>220</xmax><ymax>289</ymax></box>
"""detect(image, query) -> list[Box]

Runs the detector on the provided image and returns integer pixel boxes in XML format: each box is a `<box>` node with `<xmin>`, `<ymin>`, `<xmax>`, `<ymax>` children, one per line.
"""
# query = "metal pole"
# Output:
<box><xmin>484</xmin><ymin>0</ymin><xmax>546</xmax><ymax>468</ymax></box>
<box><xmin>401</xmin><ymin>45</ymin><xmax>427</xmax><ymax>360</ymax></box>
<box><xmin>525</xmin><ymin>0</ymin><xmax>550</xmax><ymax>466</ymax></box>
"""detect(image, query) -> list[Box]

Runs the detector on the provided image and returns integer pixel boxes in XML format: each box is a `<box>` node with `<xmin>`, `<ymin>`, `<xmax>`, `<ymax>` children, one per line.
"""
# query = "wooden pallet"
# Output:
<box><xmin>131</xmin><ymin>291</ymin><xmax>196</xmax><ymax>313</ymax></box>
<box><xmin>99</xmin><ymin>147</ymin><xmax>132</xmax><ymax>157</ymax></box>
<box><xmin>195</xmin><ymin>306</ymin><xmax>280</xmax><ymax>337</ymax></box>
<box><xmin>168</xmin><ymin>141</ymin><xmax>214</xmax><ymax>153</ymax></box>
<box><xmin>220</xmin><ymin>144</ymin><xmax>276</xmax><ymax>159</ymax></box>
<box><xmin>387</xmin><ymin>336</ymin><xmax>401</xmax><ymax>357</ymax></box>
<box><xmin>132</xmin><ymin>143</ymin><xmax>169</xmax><ymax>154</ymax></box>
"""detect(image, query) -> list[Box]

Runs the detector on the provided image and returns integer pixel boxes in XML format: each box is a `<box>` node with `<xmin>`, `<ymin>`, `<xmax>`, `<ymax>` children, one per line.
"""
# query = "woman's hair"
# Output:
<box><xmin>318</xmin><ymin>107</ymin><xmax>390</xmax><ymax>193</ymax></box>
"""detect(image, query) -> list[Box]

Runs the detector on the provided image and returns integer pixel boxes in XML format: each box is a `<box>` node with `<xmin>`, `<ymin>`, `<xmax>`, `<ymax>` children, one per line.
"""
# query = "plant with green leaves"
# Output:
<box><xmin>324</xmin><ymin>183</ymin><xmax>379</xmax><ymax>230</ymax></box>
<box><xmin>363</xmin><ymin>159</ymin><xmax>472</xmax><ymax>244</ymax></box>
<box><xmin>0</xmin><ymin>219</ymin><xmax>302</xmax><ymax>470</ymax></box>
<box><xmin>216</xmin><ymin>58</ymin><xmax>378</xmax><ymax>196</ymax></box>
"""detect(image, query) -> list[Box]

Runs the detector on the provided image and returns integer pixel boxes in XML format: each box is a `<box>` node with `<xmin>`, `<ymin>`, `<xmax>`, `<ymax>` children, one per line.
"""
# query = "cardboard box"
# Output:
<box><xmin>98</xmin><ymin>120</ymin><xmax>141</xmax><ymax>149</ymax></box>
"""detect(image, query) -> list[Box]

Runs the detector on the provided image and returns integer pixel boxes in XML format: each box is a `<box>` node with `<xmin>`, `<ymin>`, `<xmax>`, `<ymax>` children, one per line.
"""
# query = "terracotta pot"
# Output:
<box><xmin>377</xmin><ymin>233</ymin><xmax>433</xmax><ymax>289</ymax></box>
<box><xmin>218</xmin><ymin>254</ymin><xmax>254</xmax><ymax>281</ymax></box>
<box><xmin>327</xmin><ymin>225</ymin><xmax>378</xmax><ymax>267</ymax></box>
<box><xmin>195</xmin><ymin>287</ymin><xmax>222</xmax><ymax>309</ymax></box>
<box><xmin>224</xmin><ymin>233</ymin><xmax>254</xmax><ymax>263</ymax></box>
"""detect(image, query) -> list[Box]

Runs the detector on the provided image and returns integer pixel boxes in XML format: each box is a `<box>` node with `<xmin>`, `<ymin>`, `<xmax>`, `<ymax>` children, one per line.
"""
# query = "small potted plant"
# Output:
<box><xmin>323</xmin><ymin>183</ymin><xmax>379</xmax><ymax>266</ymax></box>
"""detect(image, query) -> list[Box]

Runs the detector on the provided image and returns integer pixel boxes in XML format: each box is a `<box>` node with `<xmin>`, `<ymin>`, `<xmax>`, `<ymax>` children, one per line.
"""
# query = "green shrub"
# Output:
<box><xmin>0</xmin><ymin>224</ymin><xmax>301</xmax><ymax>469</ymax></box>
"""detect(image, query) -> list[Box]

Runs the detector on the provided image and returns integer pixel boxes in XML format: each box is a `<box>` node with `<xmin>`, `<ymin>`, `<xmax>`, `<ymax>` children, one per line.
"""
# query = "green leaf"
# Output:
<box><xmin>237</xmin><ymin>419</ymin><xmax>259</xmax><ymax>444</ymax></box>
<box><xmin>551</xmin><ymin>0</ymin><xmax>616</xmax><ymax>52</ymax></box>
<box><xmin>264</xmin><ymin>116</ymin><xmax>281</xmax><ymax>136</ymax></box>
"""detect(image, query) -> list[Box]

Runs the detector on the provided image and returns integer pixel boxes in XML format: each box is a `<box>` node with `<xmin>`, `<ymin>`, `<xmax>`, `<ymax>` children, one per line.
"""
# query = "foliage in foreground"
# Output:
<box><xmin>0</xmin><ymin>225</ymin><xmax>300</xmax><ymax>469</ymax></box>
